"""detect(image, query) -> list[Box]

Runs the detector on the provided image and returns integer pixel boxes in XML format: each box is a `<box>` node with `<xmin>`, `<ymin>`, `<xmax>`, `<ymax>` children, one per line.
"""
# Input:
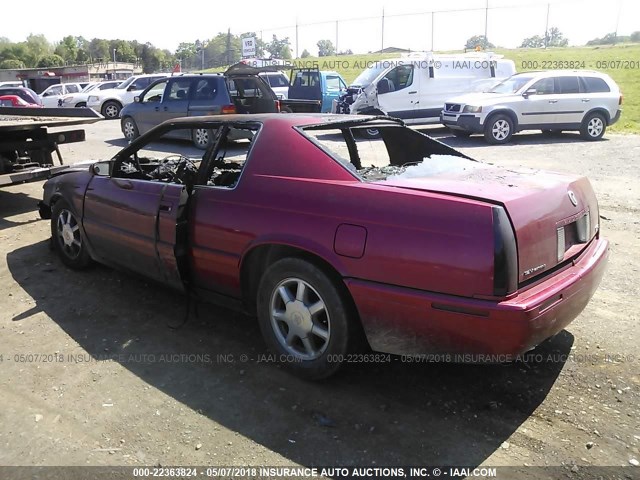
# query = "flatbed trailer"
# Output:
<box><xmin>0</xmin><ymin>107</ymin><xmax>102</xmax><ymax>187</ymax></box>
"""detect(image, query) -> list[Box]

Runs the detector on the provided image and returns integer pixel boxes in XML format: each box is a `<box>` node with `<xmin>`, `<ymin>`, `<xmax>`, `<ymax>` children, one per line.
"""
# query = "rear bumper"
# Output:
<box><xmin>346</xmin><ymin>237</ymin><xmax>609</xmax><ymax>357</ymax></box>
<box><xmin>440</xmin><ymin>112</ymin><xmax>483</xmax><ymax>133</ymax></box>
<box><xmin>610</xmin><ymin>109</ymin><xmax>622</xmax><ymax>126</ymax></box>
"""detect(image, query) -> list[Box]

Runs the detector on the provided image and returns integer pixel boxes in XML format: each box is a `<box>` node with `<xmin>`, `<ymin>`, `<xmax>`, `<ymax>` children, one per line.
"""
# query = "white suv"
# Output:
<box><xmin>441</xmin><ymin>70</ymin><xmax>622</xmax><ymax>144</ymax></box>
<box><xmin>85</xmin><ymin>74</ymin><xmax>168</xmax><ymax>119</ymax></box>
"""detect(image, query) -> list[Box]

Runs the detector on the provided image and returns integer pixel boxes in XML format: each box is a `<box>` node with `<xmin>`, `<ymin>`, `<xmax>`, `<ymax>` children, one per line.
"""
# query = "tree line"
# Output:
<box><xmin>0</xmin><ymin>32</ymin><xmax>297</xmax><ymax>73</ymax></box>
<box><xmin>1</xmin><ymin>29</ymin><xmax>639</xmax><ymax>74</ymax></box>
<box><xmin>464</xmin><ymin>28</ymin><xmax>640</xmax><ymax>51</ymax></box>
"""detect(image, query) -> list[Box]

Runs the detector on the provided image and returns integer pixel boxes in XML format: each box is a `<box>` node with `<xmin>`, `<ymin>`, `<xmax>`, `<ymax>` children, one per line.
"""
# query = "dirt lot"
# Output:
<box><xmin>0</xmin><ymin>120</ymin><xmax>638</xmax><ymax>479</ymax></box>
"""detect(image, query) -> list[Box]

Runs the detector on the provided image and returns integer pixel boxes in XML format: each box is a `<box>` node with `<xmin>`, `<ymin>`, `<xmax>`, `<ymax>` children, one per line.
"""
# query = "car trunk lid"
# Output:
<box><xmin>373</xmin><ymin>156</ymin><xmax>599</xmax><ymax>285</ymax></box>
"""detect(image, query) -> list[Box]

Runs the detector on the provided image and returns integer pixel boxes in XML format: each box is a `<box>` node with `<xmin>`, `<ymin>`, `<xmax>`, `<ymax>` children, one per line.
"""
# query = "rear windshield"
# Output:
<box><xmin>300</xmin><ymin>123</ymin><xmax>472</xmax><ymax>180</ymax></box>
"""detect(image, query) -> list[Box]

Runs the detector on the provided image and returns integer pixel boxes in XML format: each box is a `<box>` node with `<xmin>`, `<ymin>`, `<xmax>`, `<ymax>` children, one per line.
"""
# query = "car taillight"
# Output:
<box><xmin>221</xmin><ymin>105</ymin><xmax>236</xmax><ymax>114</ymax></box>
<box><xmin>275</xmin><ymin>100</ymin><xmax>280</xmax><ymax>112</ymax></box>
<box><xmin>492</xmin><ymin>206</ymin><xmax>518</xmax><ymax>296</ymax></box>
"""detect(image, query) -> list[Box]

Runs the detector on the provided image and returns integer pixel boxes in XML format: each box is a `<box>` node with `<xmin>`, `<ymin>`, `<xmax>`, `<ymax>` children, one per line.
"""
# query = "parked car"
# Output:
<box><xmin>40</xmin><ymin>83</ymin><xmax>85</xmax><ymax>107</ymax></box>
<box><xmin>0</xmin><ymin>86</ymin><xmax>42</xmax><ymax>106</ymax></box>
<box><xmin>39</xmin><ymin>113</ymin><xmax>608</xmax><ymax>379</ymax></box>
<box><xmin>282</xmin><ymin>68</ymin><xmax>348</xmax><ymax>113</ymax></box>
<box><xmin>341</xmin><ymin>52</ymin><xmax>515</xmax><ymax>137</ymax></box>
<box><xmin>120</xmin><ymin>73</ymin><xmax>279</xmax><ymax>148</ymax></box>
<box><xmin>59</xmin><ymin>80</ymin><xmax>123</xmax><ymax>108</ymax></box>
<box><xmin>0</xmin><ymin>95</ymin><xmax>42</xmax><ymax>108</ymax></box>
<box><xmin>259</xmin><ymin>71</ymin><xmax>290</xmax><ymax>99</ymax></box>
<box><xmin>86</xmin><ymin>74</ymin><xmax>168</xmax><ymax>119</ymax></box>
<box><xmin>441</xmin><ymin>70</ymin><xmax>622</xmax><ymax>144</ymax></box>
<box><xmin>226</xmin><ymin>63</ymin><xmax>347</xmax><ymax>113</ymax></box>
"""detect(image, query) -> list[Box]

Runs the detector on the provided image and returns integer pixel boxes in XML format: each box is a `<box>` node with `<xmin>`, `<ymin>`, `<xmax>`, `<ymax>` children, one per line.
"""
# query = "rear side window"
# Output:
<box><xmin>580</xmin><ymin>77</ymin><xmax>611</xmax><ymax>93</ymax></box>
<box><xmin>193</xmin><ymin>78</ymin><xmax>221</xmax><ymax>101</ymax></box>
<box><xmin>66</xmin><ymin>84</ymin><xmax>80</xmax><ymax>93</ymax></box>
<box><xmin>555</xmin><ymin>76</ymin><xmax>580</xmax><ymax>94</ymax></box>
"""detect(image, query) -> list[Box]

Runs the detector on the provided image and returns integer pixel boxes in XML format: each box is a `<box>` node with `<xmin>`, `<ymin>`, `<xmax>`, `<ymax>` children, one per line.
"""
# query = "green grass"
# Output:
<box><xmin>205</xmin><ymin>44</ymin><xmax>640</xmax><ymax>133</ymax></box>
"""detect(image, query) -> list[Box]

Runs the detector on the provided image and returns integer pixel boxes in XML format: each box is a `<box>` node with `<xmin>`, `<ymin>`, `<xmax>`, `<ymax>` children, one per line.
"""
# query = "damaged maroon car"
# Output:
<box><xmin>39</xmin><ymin>114</ymin><xmax>609</xmax><ymax>379</ymax></box>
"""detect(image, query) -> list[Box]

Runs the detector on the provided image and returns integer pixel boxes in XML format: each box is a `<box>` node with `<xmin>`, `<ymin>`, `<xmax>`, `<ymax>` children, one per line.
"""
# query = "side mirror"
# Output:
<box><xmin>377</xmin><ymin>79</ymin><xmax>390</xmax><ymax>95</ymax></box>
<box><xmin>127</xmin><ymin>85</ymin><xmax>137</xmax><ymax>92</ymax></box>
<box><xmin>522</xmin><ymin>88</ymin><xmax>537</xmax><ymax>98</ymax></box>
<box><xmin>134</xmin><ymin>96</ymin><xmax>140</xmax><ymax>103</ymax></box>
<box><xmin>91</xmin><ymin>160</ymin><xmax>112</xmax><ymax>177</ymax></box>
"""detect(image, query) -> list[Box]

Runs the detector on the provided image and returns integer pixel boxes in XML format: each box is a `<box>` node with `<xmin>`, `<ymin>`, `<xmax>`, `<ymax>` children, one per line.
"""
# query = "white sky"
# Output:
<box><xmin>2</xmin><ymin>0</ymin><xmax>638</xmax><ymax>55</ymax></box>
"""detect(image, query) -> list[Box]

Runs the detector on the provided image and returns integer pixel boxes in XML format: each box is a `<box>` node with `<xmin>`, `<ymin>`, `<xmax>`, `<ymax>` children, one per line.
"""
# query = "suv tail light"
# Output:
<box><xmin>221</xmin><ymin>105</ymin><xmax>236</xmax><ymax>114</ymax></box>
<box><xmin>275</xmin><ymin>100</ymin><xmax>280</xmax><ymax>113</ymax></box>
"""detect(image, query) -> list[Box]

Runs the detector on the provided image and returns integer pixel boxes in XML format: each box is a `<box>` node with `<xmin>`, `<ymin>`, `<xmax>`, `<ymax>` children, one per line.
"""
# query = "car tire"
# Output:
<box><xmin>192</xmin><ymin>128</ymin><xmax>213</xmax><ymax>150</ymax></box>
<box><xmin>580</xmin><ymin>112</ymin><xmax>606</xmax><ymax>141</ymax></box>
<box><xmin>75</xmin><ymin>102</ymin><xmax>87</xmax><ymax>108</ymax></box>
<box><xmin>451</xmin><ymin>129</ymin><xmax>472</xmax><ymax>138</ymax></box>
<box><xmin>256</xmin><ymin>258</ymin><xmax>355</xmax><ymax>380</ymax></box>
<box><xmin>122</xmin><ymin>117</ymin><xmax>139</xmax><ymax>141</ymax></box>
<box><xmin>102</xmin><ymin>100</ymin><xmax>122</xmax><ymax>119</ymax></box>
<box><xmin>51</xmin><ymin>199</ymin><xmax>92</xmax><ymax>269</ymax></box>
<box><xmin>484</xmin><ymin>114</ymin><xmax>514</xmax><ymax>144</ymax></box>
<box><xmin>281</xmin><ymin>106</ymin><xmax>293</xmax><ymax>113</ymax></box>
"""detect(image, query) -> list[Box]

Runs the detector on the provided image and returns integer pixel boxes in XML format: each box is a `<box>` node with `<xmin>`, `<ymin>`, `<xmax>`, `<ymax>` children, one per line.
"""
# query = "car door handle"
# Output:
<box><xmin>154</xmin><ymin>106</ymin><xmax>160</xmax><ymax>111</ymax></box>
<box><xmin>159</xmin><ymin>203</ymin><xmax>173</xmax><ymax>213</ymax></box>
<box><xmin>163</xmin><ymin>107</ymin><xmax>169</xmax><ymax>111</ymax></box>
<box><xmin>548</xmin><ymin>100</ymin><xmax>558</xmax><ymax>104</ymax></box>
<box><xmin>113</xmin><ymin>179</ymin><xmax>133</xmax><ymax>190</ymax></box>
<box><xmin>581</xmin><ymin>99</ymin><xmax>590</xmax><ymax>103</ymax></box>
<box><xmin>408</xmin><ymin>91</ymin><xmax>417</xmax><ymax>94</ymax></box>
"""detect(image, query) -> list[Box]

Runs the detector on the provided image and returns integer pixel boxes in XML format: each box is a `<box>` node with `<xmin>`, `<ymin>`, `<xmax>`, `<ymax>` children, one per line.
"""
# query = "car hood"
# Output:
<box><xmin>445</xmin><ymin>92</ymin><xmax>520</xmax><ymax>107</ymax></box>
<box><xmin>374</xmin><ymin>155</ymin><xmax>599</xmax><ymax>284</ymax></box>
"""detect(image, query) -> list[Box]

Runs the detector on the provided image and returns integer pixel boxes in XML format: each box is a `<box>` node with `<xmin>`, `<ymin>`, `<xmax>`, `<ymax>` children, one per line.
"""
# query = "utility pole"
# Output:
<box><xmin>544</xmin><ymin>3</ymin><xmax>550</xmax><ymax>48</ymax></box>
<box><xmin>614</xmin><ymin>0</ymin><xmax>622</xmax><ymax>40</ymax></box>
<box><xmin>226</xmin><ymin>28</ymin><xmax>231</xmax><ymax>65</ymax></box>
<box><xmin>484</xmin><ymin>0</ymin><xmax>489</xmax><ymax>43</ymax></box>
<box><xmin>431</xmin><ymin>12</ymin><xmax>435</xmax><ymax>51</ymax></box>
<box><xmin>295</xmin><ymin>18</ymin><xmax>299</xmax><ymax>58</ymax></box>
<box><xmin>381</xmin><ymin>8</ymin><xmax>385</xmax><ymax>51</ymax></box>
<box><xmin>336</xmin><ymin>20</ymin><xmax>339</xmax><ymax>54</ymax></box>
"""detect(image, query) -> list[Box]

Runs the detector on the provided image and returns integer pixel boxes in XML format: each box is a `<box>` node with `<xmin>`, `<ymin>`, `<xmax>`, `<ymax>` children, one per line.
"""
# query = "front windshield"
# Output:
<box><xmin>488</xmin><ymin>75</ymin><xmax>535</xmax><ymax>94</ymax></box>
<box><xmin>352</xmin><ymin>64</ymin><xmax>388</xmax><ymax>87</ymax></box>
<box><xmin>116</xmin><ymin>77</ymin><xmax>135</xmax><ymax>90</ymax></box>
<box><xmin>82</xmin><ymin>84</ymin><xmax>98</xmax><ymax>93</ymax></box>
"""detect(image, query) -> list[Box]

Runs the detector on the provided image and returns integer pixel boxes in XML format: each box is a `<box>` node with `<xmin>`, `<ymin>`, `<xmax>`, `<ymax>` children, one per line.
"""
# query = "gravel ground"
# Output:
<box><xmin>0</xmin><ymin>120</ymin><xmax>638</xmax><ymax>479</ymax></box>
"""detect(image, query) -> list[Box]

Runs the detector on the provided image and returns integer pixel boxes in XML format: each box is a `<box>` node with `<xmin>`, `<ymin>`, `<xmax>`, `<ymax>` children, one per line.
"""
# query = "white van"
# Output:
<box><xmin>341</xmin><ymin>52</ymin><xmax>515</xmax><ymax>137</ymax></box>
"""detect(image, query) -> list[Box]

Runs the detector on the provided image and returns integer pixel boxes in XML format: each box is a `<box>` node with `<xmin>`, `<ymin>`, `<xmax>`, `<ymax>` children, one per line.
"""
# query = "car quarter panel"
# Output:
<box><xmin>188</xmin><ymin>119</ymin><xmax>497</xmax><ymax>299</ymax></box>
